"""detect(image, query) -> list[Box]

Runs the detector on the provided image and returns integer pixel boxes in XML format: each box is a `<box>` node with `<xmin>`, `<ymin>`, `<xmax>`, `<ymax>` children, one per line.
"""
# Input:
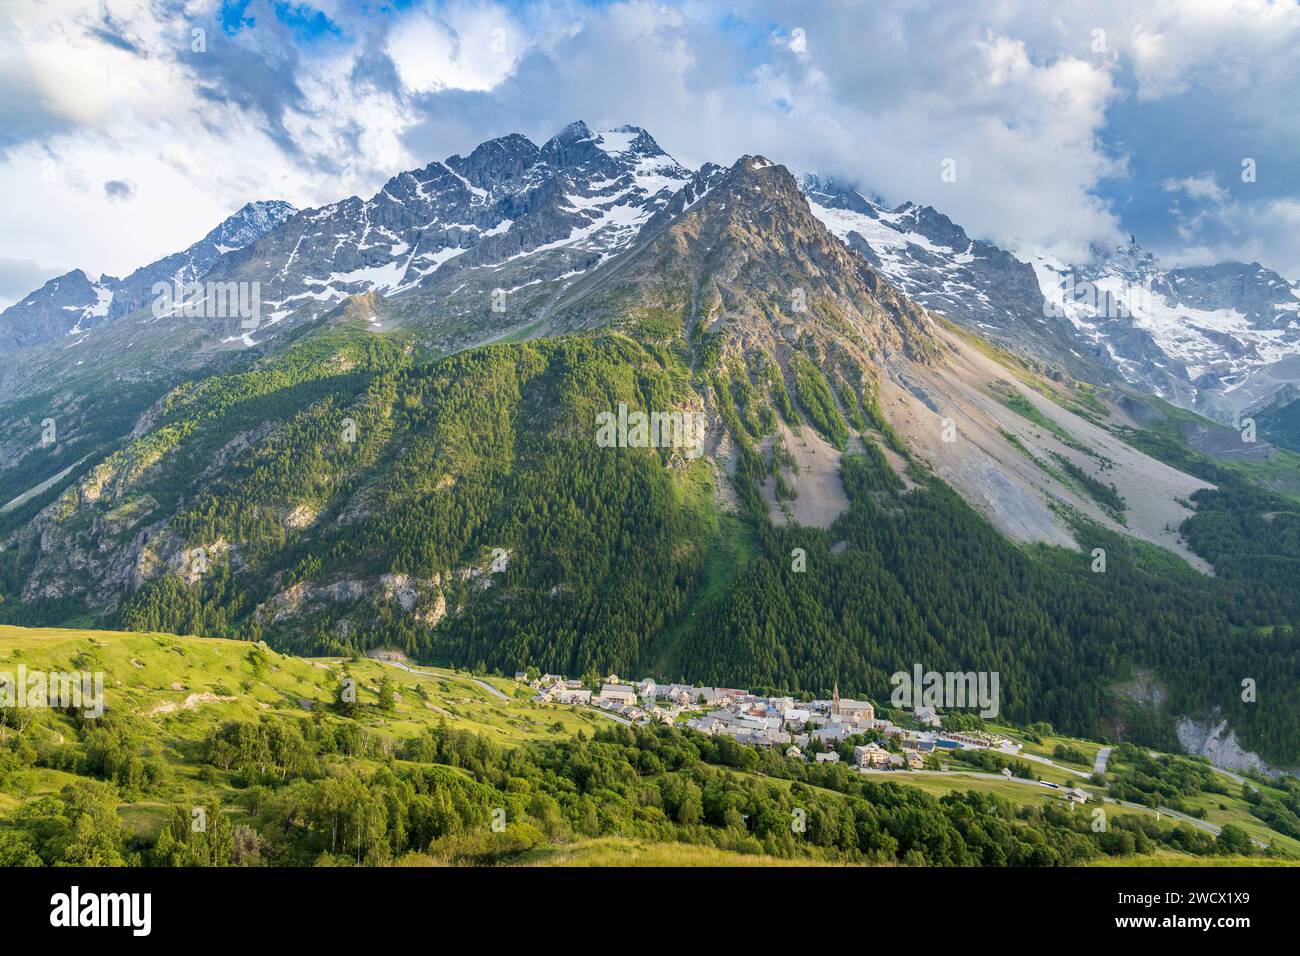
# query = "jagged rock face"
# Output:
<box><xmin>800</xmin><ymin>176</ymin><xmax>1106</xmax><ymax>381</ymax></box>
<box><xmin>202</xmin><ymin>120</ymin><xmax>695</xmax><ymax>343</ymax></box>
<box><xmin>0</xmin><ymin>201</ymin><xmax>295</xmax><ymax>354</ymax></box>
<box><xmin>0</xmin><ymin>269</ymin><xmax>114</xmax><ymax>351</ymax></box>
<box><xmin>558</xmin><ymin>157</ymin><xmax>937</xmax><ymax>366</ymax></box>
<box><xmin>6</xmin><ymin>119</ymin><xmax>1293</xmax><ymax>429</ymax></box>
<box><xmin>0</xmin><ymin>123</ymin><xmax>697</xmax><ymax>398</ymax></box>
<box><xmin>12</xmin><ymin>436</ymin><xmax>186</xmax><ymax>608</ymax></box>
<box><xmin>801</xmin><ymin>176</ymin><xmax>1300</xmax><ymax>424</ymax></box>
<box><xmin>253</xmin><ymin>569</ymin><xmax>453</xmax><ymax>631</ymax></box>
<box><xmin>447</xmin><ymin>132</ymin><xmax>540</xmax><ymax>188</ymax></box>
<box><xmin>1031</xmin><ymin>243</ymin><xmax>1300</xmax><ymax>422</ymax></box>
<box><xmin>1175</xmin><ymin>715</ymin><xmax>1283</xmax><ymax>775</ymax></box>
<box><xmin>104</xmin><ymin>200</ymin><xmax>298</xmax><ymax>322</ymax></box>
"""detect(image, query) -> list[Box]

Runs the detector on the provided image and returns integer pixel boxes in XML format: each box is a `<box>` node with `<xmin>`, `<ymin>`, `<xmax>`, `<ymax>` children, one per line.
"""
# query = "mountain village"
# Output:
<box><xmin>517</xmin><ymin>670</ymin><xmax>1057</xmax><ymax>780</ymax></box>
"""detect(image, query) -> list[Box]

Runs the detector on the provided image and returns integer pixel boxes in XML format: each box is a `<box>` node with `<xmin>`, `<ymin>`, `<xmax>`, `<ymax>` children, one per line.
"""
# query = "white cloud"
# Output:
<box><xmin>386</xmin><ymin>2</ymin><xmax>525</xmax><ymax>94</ymax></box>
<box><xmin>2</xmin><ymin>0</ymin><xmax>1299</xmax><ymax>301</ymax></box>
<box><xmin>1128</xmin><ymin>0</ymin><xmax>1300</xmax><ymax>106</ymax></box>
<box><xmin>669</xmin><ymin>15</ymin><xmax>1127</xmax><ymax>263</ymax></box>
<box><xmin>1163</xmin><ymin>173</ymin><xmax>1228</xmax><ymax>204</ymax></box>
<box><xmin>1158</xmin><ymin>196</ymin><xmax>1300</xmax><ymax>277</ymax></box>
<box><xmin>0</xmin><ymin>1</ymin><xmax>436</xmax><ymax>283</ymax></box>
<box><xmin>1157</xmin><ymin>171</ymin><xmax>1300</xmax><ymax>278</ymax></box>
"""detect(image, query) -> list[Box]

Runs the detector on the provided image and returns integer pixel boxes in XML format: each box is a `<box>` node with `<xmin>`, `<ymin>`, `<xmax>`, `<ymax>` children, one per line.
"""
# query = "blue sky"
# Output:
<box><xmin>2</xmin><ymin>0</ymin><xmax>1298</xmax><ymax>307</ymax></box>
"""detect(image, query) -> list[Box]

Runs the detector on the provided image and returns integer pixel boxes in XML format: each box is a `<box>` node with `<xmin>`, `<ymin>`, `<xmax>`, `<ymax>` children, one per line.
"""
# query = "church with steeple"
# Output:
<box><xmin>830</xmin><ymin>680</ymin><xmax>875</xmax><ymax>722</ymax></box>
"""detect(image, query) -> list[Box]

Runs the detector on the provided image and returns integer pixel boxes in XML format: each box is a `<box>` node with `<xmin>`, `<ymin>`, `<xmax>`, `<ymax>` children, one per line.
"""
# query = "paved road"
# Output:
<box><xmin>861</xmin><ymin>766</ymin><xmax>1268</xmax><ymax>848</ymax></box>
<box><xmin>1014</xmin><ymin>750</ymin><xmax>1089</xmax><ymax>778</ymax></box>
<box><xmin>1107</xmin><ymin>798</ymin><xmax>1214</xmax><ymax>834</ymax></box>
<box><xmin>1023</xmin><ymin>750</ymin><xmax>1268</xmax><ymax>848</ymax></box>
<box><xmin>380</xmin><ymin>659</ymin><xmax>509</xmax><ymax>699</ymax></box>
<box><xmin>1105</xmin><ymin>797</ymin><xmax>1265</xmax><ymax>847</ymax></box>
<box><xmin>860</xmin><ymin>767</ymin><xmax>1051</xmax><ymax>789</ymax></box>
<box><xmin>468</xmin><ymin>678</ymin><xmax>509</xmax><ymax>700</ymax></box>
<box><xmin>1093</xmin><ymin>746</ymin><xmax>1112</xmax><ymax>776</ymax></box>
<box><xmin>1209</xmin><ymin>764</ymin><xmax>1259</xmax><ymax>792</ymax></box>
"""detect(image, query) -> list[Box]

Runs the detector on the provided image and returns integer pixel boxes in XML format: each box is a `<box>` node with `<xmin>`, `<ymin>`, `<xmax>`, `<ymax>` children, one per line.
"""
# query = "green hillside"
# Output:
<box><xmin>2</xmin><ymin>319</ymin><xmax>1300</xmax><ymax>762</ymax></box>
<box><xmin>0</xmin><ymin>625</ymin><xmax>597</xmax><ymax>818</ymax></box>
<box><xmin>2</xmin><ymin>625</ymin><xmax>1293</xmax><ymax>867</ymax></box>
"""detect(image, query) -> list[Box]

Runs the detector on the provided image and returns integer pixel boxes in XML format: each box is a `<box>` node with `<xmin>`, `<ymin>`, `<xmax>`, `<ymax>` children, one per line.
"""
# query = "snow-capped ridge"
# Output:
<box><xmin>0</xmin><ymin>199</ymin><xmax>295</xmax><ymax>352</ymax></box>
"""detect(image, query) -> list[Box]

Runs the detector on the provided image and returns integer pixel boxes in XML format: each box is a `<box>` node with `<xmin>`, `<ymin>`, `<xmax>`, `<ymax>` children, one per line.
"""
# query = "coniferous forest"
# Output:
<box><xmin>3</xmin><ymin>322</ymin><xmax>1298</xmax><ymax>765</ymax></box>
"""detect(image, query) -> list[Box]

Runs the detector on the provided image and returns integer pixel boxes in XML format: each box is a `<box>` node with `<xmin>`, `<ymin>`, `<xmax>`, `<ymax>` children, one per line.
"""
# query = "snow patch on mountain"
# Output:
<box><xmin>801</xmin><ymin>171</ymin><xmax>1300</xmax><ymax>423</ymax></box>
<box><xmin>0</xmin><ymin>200</ymin><xmax>296</xmax><ymax>353</ymax></box>
<box><xmin>1031</xmin><ymin>242</ymin><xmax>1300</xmax><ymax>420</ymax></box>
<box><xmin>171</xmin><ymin>122</ymin><xmax>694</xmax><ymax>337</ymax></box>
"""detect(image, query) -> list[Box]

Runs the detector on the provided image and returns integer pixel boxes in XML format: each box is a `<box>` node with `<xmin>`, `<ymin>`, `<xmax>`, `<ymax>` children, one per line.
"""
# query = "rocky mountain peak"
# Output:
<box><xmin>17</xmin><ymin>118</ymin><xmax>1295</xmax><ymax>435</ymax></box>
<box><xmin>211</xmin><ymin>201</ymin><xmax>299</xmax><ymax>251</ymax></box>
<box><xmin>538</xmin><ymin>120</ymin><xmax>601</xmax><ymax>168</ymax></box>
<box><xmin>1030</xmin><ymin>236</ymin><xmax>1300</xmax><ymax>419</ymax></box>
<box><xmin>537</xmin><ymin>121</ymin><xmax>686</xmax><ymax>181</ymax></box>
<box><xmin>446</xmin><ymin>133</ymin><xmax>541</xmax><ymax>190</ymax></box>
<box><xmin>1088</xmin><ymin>238</ymin><xmax>1159</xmax><ymax>279</ymax></box>
<box><xmin>550</xmin><ymin>151</ymin><xmax>935</xmax><ymax>368</ymax></box>
<box><xmin>0</xmin><ymin>268</ymin><xmax>114</xmax><ymax>352</ymax></box>
<box><xmin>796</xmin><ymin>174</ymin><xmax>1098</xmax><ymax>378</ymax></box>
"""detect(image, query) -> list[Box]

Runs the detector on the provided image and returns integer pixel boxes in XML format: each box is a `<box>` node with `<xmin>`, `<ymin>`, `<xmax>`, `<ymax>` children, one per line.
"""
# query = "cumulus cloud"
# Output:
<box><xmin>1128</xmin><ymin>0</ymin><xmax>1300</xmax><ymax>108</ymax></box>
<box><xmin>1163</xmin><ymin>174</ymin><xmax>1228</xmax><ymax>205</ymax></box>
<box><xmin>386</xmin><ymin>2</ymin><xmax>525</xmax><ymax>94</ymax></box>
<box><xmin>1</xmin><ymin>0</ymin><xmax>1298</xmax><ymax>291</ymax></box>
<box><xmin>399</xmin><ymin>1</ymin><xmax>1129</xmax><ymax>262</ymax></box>
<box><xmin>1156</xmin><ymin>191</ymin><xmax>1300</xmax><ymax>277</ymax></box>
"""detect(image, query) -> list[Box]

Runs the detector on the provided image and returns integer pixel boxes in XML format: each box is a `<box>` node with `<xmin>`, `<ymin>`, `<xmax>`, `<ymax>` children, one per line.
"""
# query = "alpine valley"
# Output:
<box><xmin>3</xmin><ymin>120</ymin><xmax>1300</xmax><ymax>785</ymax></box>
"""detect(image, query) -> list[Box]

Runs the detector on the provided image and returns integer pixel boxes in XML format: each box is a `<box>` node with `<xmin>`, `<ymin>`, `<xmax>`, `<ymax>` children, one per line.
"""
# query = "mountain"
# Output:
<box><xmin>1256</xmin><ymin>393</ymin><xmax>1300</xmax><ymax>452</ymax></box>
<box><xmin>798</xmin><ymin>178</ymin><xmax>1300</xmax><ymax>430</ymax></box>
<box><xmin>194</xmin><ymin>121</ymin><xmax>694</xmax><ymax>344</ymax></box>
<box><xmin>799</xmin><ymin>176</ymin><xmax>1104</xmax><ymax>381</ymax></box>
<box><xmin>102</xmin><ymin>199</ymin><xmax>299</xmax><ymax>323</ymax></box>
<box><xmin>2</xmin><ymin>122</ymin><xmax>1300</xmax><ymax>769</ymax></box>
<box><xmin>0</xmin><ymin>269</ymin><xmax>116</xmax><ymax>351</ymax></box>
<box><xmin>6</xmin><ymin>126</ymin><xmax>1295</xmax><ymax>437</ymax></box>
<box><xmin>1031</xmin><ymin>242</ymin><xmax>1300</xmax><ymax>424</ymax></box>
<box><xmin>8</xmin><ymin>310</ymin><xmax>1297</xmax><ymax>765</ymax></box>
<box><xmin>0</xmin><ymin>200</ymin><xmax>296</xmax><ymax>354</ymax></box>
<box><xmin>0</xmin><ymin>124</ymin><xmax>693</xmax><ymax>402</ymax></box>
<box><xmin>550</xmin><ymin>157</ymin><xmax>934</xmax><ymax>356</ymax></box>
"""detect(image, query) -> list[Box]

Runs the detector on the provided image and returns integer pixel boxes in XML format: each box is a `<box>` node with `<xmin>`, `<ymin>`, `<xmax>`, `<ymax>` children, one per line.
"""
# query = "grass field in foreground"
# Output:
<box><xmin>1082</xmin><ymin>851</ymin><xmax>1292</xmax><ymax>867</ymax></box>
<box><xmin>3</xmin><ymin>625</ymin><xmax>1297</xmax><ymax>866</ymax></box>
<box><xmin>513</xmin><ymin>837</ymin><xmax>861</xmax><ymax>867</ymax></box>
<box><xmin>0</xmin><ymin>625</ymin><xmax>605</xmax><ymax>840</ymax></box>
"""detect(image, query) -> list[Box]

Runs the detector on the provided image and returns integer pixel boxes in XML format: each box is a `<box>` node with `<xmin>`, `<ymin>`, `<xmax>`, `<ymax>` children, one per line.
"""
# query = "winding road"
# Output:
<box><xmin>857</xmin><ymin>763</ymin><xmax>1267</xmax><ymax>849</ymax></box>
<box><xmin>380</xmin><ymin>657</ymin><xmax>638</xmax><ymax>725</ymax></box>
<box><xmin>380</xmin><ymin>658</ymin><xmax>509</xmax><ymax>699</ymax></box>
